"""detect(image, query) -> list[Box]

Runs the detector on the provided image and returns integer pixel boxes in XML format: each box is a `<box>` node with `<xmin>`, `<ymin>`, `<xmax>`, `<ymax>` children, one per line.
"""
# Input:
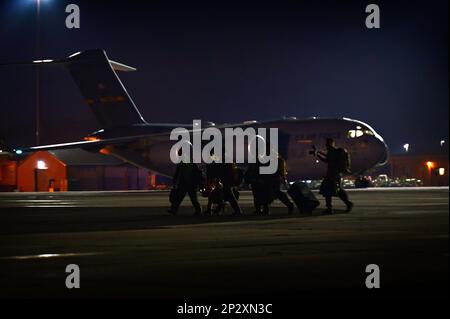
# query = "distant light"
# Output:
<box><xmin>306</xmin><ymin>180</ymin><xmax>312</xmax><ymax>183</ymax></box>
<box><xmin>438</xmin><ymin>168</ymin><xmax>445</xmax><ymax>176</ymax></box>
<box><xmin>25</xmin><ymin>0</ymin><xmax>51</xmax><ymax>7</ymax></box>
<box><xmin>426</xmin><ymin>161</ymin><xmax>435</xmax><ymax>170</ymax></box>
<box><xmin>403</xmin><ymin>143</ymin><xmax>409</xmax><ymax>152</ymax></box>
<box><xmin>315</xmin><ymin>159</ymin><xmax>319</xmax><ymax>163</ymax></box>
<box><xmin>15</xmin><ymin>149</ymin><xmax>23</xmax><ymax>155</ymax></box>
<box><xmin>37</xmin><ymin>160</ymin><xmax>47</xmax><ymax>169</ymax></box>
<box><xmin>99</xmin><ymin>148</ymin><xmax>110</xmax><ymax>155</ymax></box>
<box><xmin>440</xmin><ymin>140</ymin><xmax>446</xmax><ymax>147</ymax></box>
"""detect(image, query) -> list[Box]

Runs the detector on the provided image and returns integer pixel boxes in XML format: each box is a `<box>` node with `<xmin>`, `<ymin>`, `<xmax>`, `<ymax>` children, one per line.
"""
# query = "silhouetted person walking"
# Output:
<box><xmin>269</xmin><ymin>155</ymin><xmax>294</xmax><ymax>214</ymax></box>
<box><xmin>168</xmin><ymin>150</ymin><xmax>202</xmax><ymax>216</ymax></box>
<box><xmin>245</xmin><ymin>155</ymin><xmax>294</xmax><ymax>215</ymax></box>
<box><xmin>204</xmin><ymin>159</ymin><xmax>242</xmax><ymax>216</ymax></box>
<box><xmin>219</xmin><ymin>162</ymin><xmax>243</xmax><ymax>216</ymax></box>
<box><xmin>245</xmin><ymin>161</ymin><xmax>271</xmax><ymax>215</ymax></box>
<box><xmin>316</xmin><ymin>138</ymin><xmax>353</xmax><ymax>214</ymax></box>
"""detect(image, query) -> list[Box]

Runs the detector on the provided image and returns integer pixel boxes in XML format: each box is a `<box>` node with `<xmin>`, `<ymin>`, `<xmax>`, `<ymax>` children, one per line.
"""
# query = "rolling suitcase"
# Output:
<box><xmin>288</xmin><ymin>181</ymin><xmax>320</xmax><ymax>214</ymax></box>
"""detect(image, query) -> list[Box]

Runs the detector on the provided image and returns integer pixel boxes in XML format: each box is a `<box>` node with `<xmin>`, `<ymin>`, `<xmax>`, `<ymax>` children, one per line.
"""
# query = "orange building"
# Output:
<box><xmin>17</xmin><ymin>151</ymin><xmax>68</xmax><ymax>192</ymax></box>
<box><xmin>0</xmin><ymin>154</ymin><xmax>17</xmax><ymax>191</ymax></box>
<box><xmin>1</xmin><ymin>149</ymin><xmax>156</xmax><ymax>192</ymax></box>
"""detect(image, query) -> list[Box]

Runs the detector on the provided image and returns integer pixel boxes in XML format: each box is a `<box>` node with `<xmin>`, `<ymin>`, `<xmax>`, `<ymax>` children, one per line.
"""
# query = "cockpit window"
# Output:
<box><xmin>347</xmin><ymin>126</ymin><xmax>374</xmax><ymax>138</ymax></box>
<box><xmin>348</xmin><ymin>129</ymin><xmax>363</xmax><ymax>138</ymax></box>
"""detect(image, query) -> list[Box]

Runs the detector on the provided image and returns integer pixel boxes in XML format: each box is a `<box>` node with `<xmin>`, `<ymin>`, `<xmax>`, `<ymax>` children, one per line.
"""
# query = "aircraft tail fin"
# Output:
<box><xmin>1</xmin><ymin>49</ymin><xmax>147</xmax><ymax>128</ymax></box>
<box><xmin>64</xmin><ymin>49</ymin><xmax>147</xmax><ymax>128</ymax></box>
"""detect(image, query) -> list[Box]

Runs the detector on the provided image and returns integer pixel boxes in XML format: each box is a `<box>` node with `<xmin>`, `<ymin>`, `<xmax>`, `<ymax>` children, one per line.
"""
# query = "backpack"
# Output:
<box><xmin>337</xmin><ymin>148</ymin><xmax>351</xmax><ymax>174</ymax></box>
<box><xmin>278</xmin><ymin>157</ymin><xmax>288</xmax><ymax>178</ymax></box>
<box><xmin>231</xmin><ymin>163</ymin><xmax>244</xmax><ymax>186</ymax></box>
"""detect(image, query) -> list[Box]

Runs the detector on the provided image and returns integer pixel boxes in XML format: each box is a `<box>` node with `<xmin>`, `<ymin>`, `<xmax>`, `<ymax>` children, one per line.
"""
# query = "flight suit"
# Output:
<box><xmin>318</xmin><ymin>147</ymin><xmax>352</xmax><ymax>212</ymax></box>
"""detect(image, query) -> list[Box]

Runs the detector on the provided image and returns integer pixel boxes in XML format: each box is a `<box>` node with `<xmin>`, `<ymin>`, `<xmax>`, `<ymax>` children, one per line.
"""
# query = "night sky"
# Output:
<box><xmin>0</xmin><ymin>0</ymin><xmax>448</xmax><ymax>154</ymax></box>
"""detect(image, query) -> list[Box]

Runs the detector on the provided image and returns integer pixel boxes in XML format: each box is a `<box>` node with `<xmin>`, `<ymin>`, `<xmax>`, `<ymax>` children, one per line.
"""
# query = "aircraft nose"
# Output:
<box><xmin>375</xmin><ymin>137</ymin><xmax>389</xmax><ymax>166</ymax></box>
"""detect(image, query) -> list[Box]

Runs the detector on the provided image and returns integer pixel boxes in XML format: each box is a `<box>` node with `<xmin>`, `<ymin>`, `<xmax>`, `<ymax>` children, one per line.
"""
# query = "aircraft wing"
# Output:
<box><xmin>14</xmin><ymin>133</ymin><xmax>165</xmax><ymax>154</ymax></box>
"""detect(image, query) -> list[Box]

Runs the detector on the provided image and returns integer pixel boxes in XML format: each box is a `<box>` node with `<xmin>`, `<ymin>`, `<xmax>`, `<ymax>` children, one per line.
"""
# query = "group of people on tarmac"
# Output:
<box><xmin>167</xmin><ymin>154</ymin><xmax>245</xmax><ymax>216</ymax></box>
<box><xmin>167</xmin><ymin>138</ymin><xmax>353</xmax><ymax>216</ymax></box>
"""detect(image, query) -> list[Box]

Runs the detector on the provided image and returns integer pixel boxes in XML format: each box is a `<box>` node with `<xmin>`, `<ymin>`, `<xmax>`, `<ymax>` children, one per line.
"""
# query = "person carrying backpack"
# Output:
<box><xmin>316</xmin><ymin>138</ymin><xmax>354</xmax><ymax>214</ymax></box>
<box><xmin>244</xmin><ymin>154</ymin><xmax>293</xmax><ymax>215</ymax></box>
<box><xmin>203</xmin><ymin>156</ymin><xmax>243</xmax><ymax>216</ymax></box>
<box><xmin>168</xmin><ymin>148</ymin><xmax>203</xmax><ymax>216</ymax></box>
<box><xmin>245</xmin><ymin>161</ymin><xmax>273</xmax><ymax>215</ymax></box>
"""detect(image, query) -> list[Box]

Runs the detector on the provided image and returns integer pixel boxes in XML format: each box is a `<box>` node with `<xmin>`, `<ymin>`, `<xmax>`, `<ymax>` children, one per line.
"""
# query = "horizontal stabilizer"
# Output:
<box><xmin>1</xmin><ymin>52</ymin><xmax>137</xmax><ymax>73</ymax></box>
<box><xmin>109</xmin><ymin>60</ymin><xmax>136</xmax><ymax>72</ymax></box>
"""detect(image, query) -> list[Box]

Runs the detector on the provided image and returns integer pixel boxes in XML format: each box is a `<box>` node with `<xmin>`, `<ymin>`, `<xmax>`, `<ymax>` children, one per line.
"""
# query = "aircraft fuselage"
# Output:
<box><xmin>89</xmin><ymin>117</ymin><xmax>388</xmax><ymax>180</ymax></box>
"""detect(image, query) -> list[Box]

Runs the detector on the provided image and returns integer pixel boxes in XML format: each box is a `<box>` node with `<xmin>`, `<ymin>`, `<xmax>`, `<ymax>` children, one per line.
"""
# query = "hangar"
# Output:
<box><xmin>0</xmin><ymin>149</ymin><xmax>160</xmax><ymax>192</ymax></box>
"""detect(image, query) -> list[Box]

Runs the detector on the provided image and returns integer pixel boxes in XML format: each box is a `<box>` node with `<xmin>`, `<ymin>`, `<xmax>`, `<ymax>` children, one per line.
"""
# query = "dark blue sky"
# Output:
<box><xmin>0</xmin><ymin>0</ymin><xmax>448</xmax><ymax>154</ymax></box>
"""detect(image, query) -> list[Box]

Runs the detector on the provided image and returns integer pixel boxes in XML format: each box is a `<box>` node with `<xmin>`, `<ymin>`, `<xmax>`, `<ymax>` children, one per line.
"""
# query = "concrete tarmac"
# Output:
<box><xmin>0</xmin><ymin>187</ymin><xmax>448</xmax><ymax>299</ymax></box>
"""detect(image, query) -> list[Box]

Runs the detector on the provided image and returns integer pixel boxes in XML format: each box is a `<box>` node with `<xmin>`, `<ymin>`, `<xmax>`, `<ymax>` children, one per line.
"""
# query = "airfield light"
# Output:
<box><xmin>403</xmin><ymin>143</ymin><xmax>409</xmax><ymax>152</ymax></box>
<box><xmin>426</xmin><ymin>161</ymin><xmax>435</xmax><ymax>170</ymax></box>
<box><xmin>438</xmin><ymin>168</ymin><xmax>445</xmax><ymax>176</ymax></box>
<box><xmin>37</xmin><ymin>160</ymin><xmax>47</xmax><ymax>170</ymax></box>
<box><xmin>15</xmin><ymin>149</ymin><xmax>23</xmax><ymax>155</ymax></box>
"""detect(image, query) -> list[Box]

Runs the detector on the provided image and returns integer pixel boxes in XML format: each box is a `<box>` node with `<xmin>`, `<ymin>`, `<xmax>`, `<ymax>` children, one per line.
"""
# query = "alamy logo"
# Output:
<box><xmin>365</xmin><ymin>264</ymin><xmax>380</xmax><ymax>288</ymax></box>
<box><xmin>65</xmin><ymin>264</ymin><xmax>80</xmax><ymax>289</ymax></box>
<box><xmin>365</xmin><ymin>4</ymin><xmax>380</xmax><ymax>29</ymax></box>
<box><xmin>170</xmin><ymin>120</ymin><xmax>279</xmax><ymax>174</ymax></box>
<box><xmin>65</xmin><ymin>4</ymin><xmax>80</xmax><ymax>29</ymax></box>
